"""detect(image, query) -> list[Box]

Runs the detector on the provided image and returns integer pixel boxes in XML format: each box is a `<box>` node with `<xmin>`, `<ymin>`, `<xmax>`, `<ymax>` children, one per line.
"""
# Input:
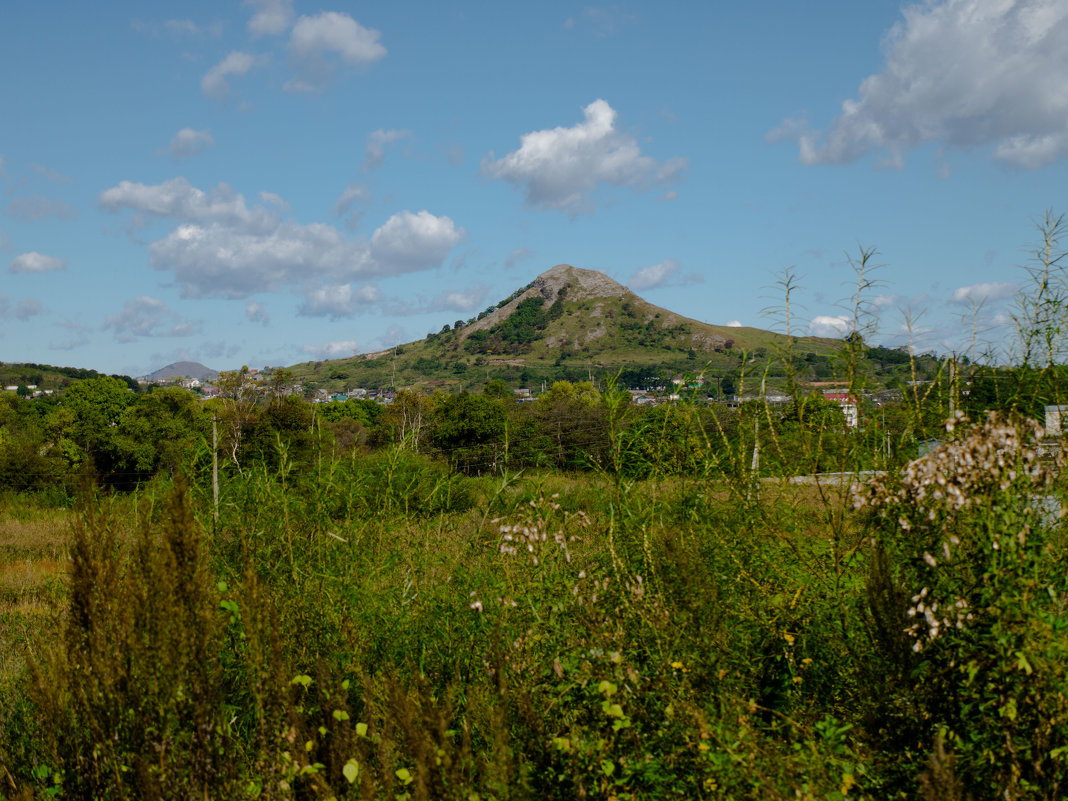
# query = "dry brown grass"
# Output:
<box><xmin>0</xmin><ymin>507</ymin><xmax>71</xmax><ymax>687</ymax></box>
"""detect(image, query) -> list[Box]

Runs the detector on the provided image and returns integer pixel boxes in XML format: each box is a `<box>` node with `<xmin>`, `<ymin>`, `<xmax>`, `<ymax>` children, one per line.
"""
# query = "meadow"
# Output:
<box><xmin>0</xmin><ymin>395</ymin><xmax>1066</xmax><ymax>800</ymax></box>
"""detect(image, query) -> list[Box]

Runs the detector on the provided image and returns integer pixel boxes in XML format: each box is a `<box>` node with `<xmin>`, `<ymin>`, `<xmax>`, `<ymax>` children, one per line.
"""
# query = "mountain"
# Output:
<box><xmin>288</xmin><ymin>264</ymin><xmax>845</xmax><ymax>393</ymax></box>
<box><xmin>141</xmin><ymin>361</ymin><xmax>219</xmax><ymax>383</ymax></box>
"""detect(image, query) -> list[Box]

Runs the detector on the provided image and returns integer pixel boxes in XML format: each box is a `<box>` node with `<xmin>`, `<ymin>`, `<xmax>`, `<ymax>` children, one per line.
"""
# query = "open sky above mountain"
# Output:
<box><xmin>3</xmin><ymin>0</ymin><xmax>1068</xmax><ymax>376</ymax></box>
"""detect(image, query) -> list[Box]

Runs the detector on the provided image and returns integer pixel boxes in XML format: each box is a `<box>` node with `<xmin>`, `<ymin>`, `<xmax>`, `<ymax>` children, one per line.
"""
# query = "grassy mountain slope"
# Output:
<box><xmin>288</xmin><ymin>265</ymin><xmax>851</xmax><ymax>393</ymax></box>
<box><xmin>0</xmin><ymin>362</ymin><xmax>137</xmax><ymax>392</ymax></box>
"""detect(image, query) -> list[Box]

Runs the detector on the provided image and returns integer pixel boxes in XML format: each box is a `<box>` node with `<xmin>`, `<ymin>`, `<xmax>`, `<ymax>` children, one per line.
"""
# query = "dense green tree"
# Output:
<box><xmin>112</xmin><ymin>387</ymin><xmax>210</xmax><ymax>483</ymax></box>
<box><xmin>430</xmin><ymin>391</ymin><xmax>508</xmax><ymax>474</ymax></box>
<box><xmin>60</xmin><ymin>375</ymin><xmax>135</xmax><ymax>477</ymax></box>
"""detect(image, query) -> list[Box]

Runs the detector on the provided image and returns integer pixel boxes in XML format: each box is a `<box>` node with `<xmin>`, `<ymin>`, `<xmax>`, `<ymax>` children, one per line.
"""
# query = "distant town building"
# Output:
<box><xmin>824</xmin><ymin>392</ymin><xmax>859</xmax><ymax>429</ymax></box>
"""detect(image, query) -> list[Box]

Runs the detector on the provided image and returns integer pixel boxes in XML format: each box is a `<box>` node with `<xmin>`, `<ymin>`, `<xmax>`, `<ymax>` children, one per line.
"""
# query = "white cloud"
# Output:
<box><xmin>245</xmin><ymin>0</ymin><xmax>293</xmax><ymax>36</ymax></box>
<box><xmin>159</xmin><ymin>128</ymin><xmax>215</xmax><ymax>161</ymax></box>
<box><xmin>369</xmin><ymin>210</ymin><xmax>464</xmax><ymax>273</ymax></box>
<box><xmin>725</xmin><ymin>320</ymin><xmax>743</xmax><ymax>328</ymax></box>
<box><xmin>302</xmin><ymin>339</ymin><xmax>359</xmax><ymax>359</ymax></box>
<box><xmin>246</xmin><ymin>301</ymin><xmax>270</xmax><ymax>325</ymax></box>
<box><xmin>99</xmin><ymin>177</ymin><xmax>275</xmax><ymax>232</ymax></box>
<box><xmin>5</xmin><ymin>196</ymin><xmax>78</xmax><ymax>221</ymax></box>
<box><xmin>482</xmin><ymin>99</ymin><xmax>686</xmax><ymax>213</ymax></box>
<box><xmin>285</xmin><ymin>12</ymin><xmax>386</xmax><ymax>92</ymax></box>
<box><xmin>627</xmin><ymin>259</ymin><xmax>679</xmax><ymax>291</ymax></box>
<box><xmin>775</xmin><ymin>0</ymin><xmax>1068</xmax><ymax>168</ymax></box>
<box><xmin>299</xmin><ymin>282</ymin><xmax>382</xmax><ymax>318</ymax></box>
<box><xmin>104</xmin><ymin>296</ymin><xmax>198</xmax><ymax>342</ymax></box>
<box><xmin>148</xmin><ymin>220</ymin><xmax>371</xmax><ymax>298</ymax></box>
<box><xmin>363</xmin><ymin>128</ymin><xmax>411</xmax><ymax>173</ymax></box>
<box><xmin>808</xmin><ymin>314</ymin><xmax>851</xmax><ymax>338</ymax></box>
<box><xmin>950</xmin><ymin>281</ymin><xmax>1019</xmax><ymax>304</ymax></box>
<box><xmin>10</xmin><ymin>252</ymin><xmax>66</xmax><ymax>273</ymax></box>
<box><xmin>101</xmin><ymin>179</ymin><xmax>462</xmax><ymax>299</ymax></box>
<box><xmin>202</xmin><ymin>51</ymin><xmax>264</xmax><ymax>100</ymax></box>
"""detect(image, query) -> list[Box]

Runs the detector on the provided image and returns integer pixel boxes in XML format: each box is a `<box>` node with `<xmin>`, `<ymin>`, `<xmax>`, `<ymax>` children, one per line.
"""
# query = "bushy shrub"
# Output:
<box><xmin>856</xmin><ymin>412</ymin><xmax>1068</xmax><ymax>798</ymax></box>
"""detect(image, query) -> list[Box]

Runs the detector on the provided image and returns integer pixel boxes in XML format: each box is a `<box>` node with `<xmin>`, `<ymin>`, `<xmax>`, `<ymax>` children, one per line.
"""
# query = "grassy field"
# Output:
<box><xmin>0</xmin><ymin>503</ymin><xmax>70</xmax><ymax>690</ymax></box>
<box><xmin>0</xmin><ymin>414</ymin><xmax>1066</xmax><ymax>799</ymax></box>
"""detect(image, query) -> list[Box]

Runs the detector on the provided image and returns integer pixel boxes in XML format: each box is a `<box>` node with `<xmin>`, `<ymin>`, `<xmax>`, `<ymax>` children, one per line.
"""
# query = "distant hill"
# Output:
<box><xmin>287</xmin><ymin>264</ymin><xmax>851</xmax><ymax>393</ymax></box>
<box><xmin>140</xmin><ymin>361</ymin><xmax>219</xmax><ymax>383</ymax></box>
<box><xmin>0</xmin><ymin>362</ymin><xmax>137</xmax><ymax>391</ymax></box>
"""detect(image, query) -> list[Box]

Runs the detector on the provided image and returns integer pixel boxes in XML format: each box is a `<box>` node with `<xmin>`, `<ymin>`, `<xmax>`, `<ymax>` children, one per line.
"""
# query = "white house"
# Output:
<box><xmin>824</xmin><ymin>392</ymin><xmax>859</xmax><ymax>429</ymax></box>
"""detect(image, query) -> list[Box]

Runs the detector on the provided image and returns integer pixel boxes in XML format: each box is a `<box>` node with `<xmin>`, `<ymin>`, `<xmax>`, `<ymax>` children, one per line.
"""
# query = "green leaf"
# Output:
<box><xmin>1001</xmin><ymin>697</ymin><xmax>1018</xmax><ymax>721</ymax></box>
<box><xmin>598</xmin><ymin>680</ymin><xmax>617</xmax><ymax>697</ymax></box>
<box><xmin>1015</xmin><ymin>651</ymin><xmax>1033</xmax><ymax>675</ymax></box>
<box><xmin>356</xmin><ymin>722</ymin><xmax>369</xmax><ymax>738</ymax></box>
<box><xmin>601</xmin><ymin>759</ymin><xmax>615</xmax><ymax>777</ymax></box>
<box><xmin>602</xmin><ymin>701</ymin><xmax>625</xmax><ymax>718</ymax></box>
<box><xmin>291</xmin><ymin>674</ymin><xmax>313</xmax><ymax>688</ymax></box>
<box><xmin>396</xmin><ymin>767</ymin><xmax>414</xmax><ymax>785</ymax></box>
<box><xmin>333</xmin><ymin>709</ymin><xmax>350</xmax><ymax>722</ymax></box>
<box><xmin>343</xmin><ymin>759</ymin><xmax>360</xmax><ymax>784</ymax></box>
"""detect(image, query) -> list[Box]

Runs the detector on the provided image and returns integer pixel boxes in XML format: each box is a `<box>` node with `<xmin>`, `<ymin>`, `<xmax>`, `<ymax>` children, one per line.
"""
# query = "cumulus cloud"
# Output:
<box><xmin>104</xmin><ymin>296</ymin><xmax>198</xmax><ymax>342</ymax></box>
<box><xmin>302</xmin><ymin>339</ymin><xmax>359</xmax><ymax>359</ymax></box>
<box><xmin>5</xmin><ymin>196</ymin><xmax>78</xmax><ymax>222</ymax></box>
<box><xmin>726</xmin><ymin>320</ymin><xmax>743</xmax><ymax>328</ymax></box>
<box><xmin>158</xmin><ymin>128</ymin><xmax>215</xmax><ymax>161</ymax></box>
<box><xmin>808</xmin><ymin>314</ymin><xmax>852</xmax><ymax>338</ymax></box>
<box><xmin>101</xmin><ymin>178</ymin><xmax>462</xmax><ymax>299</ymax></box>
<box><xmin>950</xmin><ymin>281</ymin><xmax>1019</xmax><ymax>304</ymax></box>
<box><xmin>285</xmin><ymin>12</ymin><xmax>386</xmax><ymax>92</ymax></box>
<box><xmin>299</xmin><ymin>282</ymin><xmax>382</xmax><ymax>318</ymax></box>
<box><xmin>245</xmin><ymin>0</ymin><xmax>293</xmax><ymax>36</ymax></box>
<box><xmin>202</xmin><ymin>51</ymin><xmax>264</xmax><ymax>100</ymax></box>
<box><xmin>363</xmin><ymin>128</ymin><xmax>411</xmax><ymax>173</ymax></box>
<box><xmin>99</xmin><ymin>177</ymin><xmax>276</xmax><ymax>231</ymax></box>
<box><xmin>10</xmin><ymin>252</ymin><xmax>66</xmax><ymax>273</ymax></box>
<box><xmin>148</xmin><ymin>221</ymin><xmax>371</xmax><ymax>298</ymax></box>
<box><xmin>773</xmin><ymin>0</ymin><xmax>1068</xmax><ymax>168</ymax></box>
<box><xmin>627</xmin><ymin>259</ymin><xmax>679</xmax><ymax>291</ymax></box>
<box><xmin>369</xmin><ymin>210</ymin><xmax>464</xmax><ymax>274</ymax></box>
<box><xmin>481</xmin><ymin>99</ymin><xmax>686</xmax><ymax>213</ymax></box>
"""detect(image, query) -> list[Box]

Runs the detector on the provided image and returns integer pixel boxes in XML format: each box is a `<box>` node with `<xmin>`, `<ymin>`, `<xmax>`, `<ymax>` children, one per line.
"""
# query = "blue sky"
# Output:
<box><xmin>2</xmin><ymin>0</ymin><xmax>1067</xmax><ymax>377</ymax></box>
